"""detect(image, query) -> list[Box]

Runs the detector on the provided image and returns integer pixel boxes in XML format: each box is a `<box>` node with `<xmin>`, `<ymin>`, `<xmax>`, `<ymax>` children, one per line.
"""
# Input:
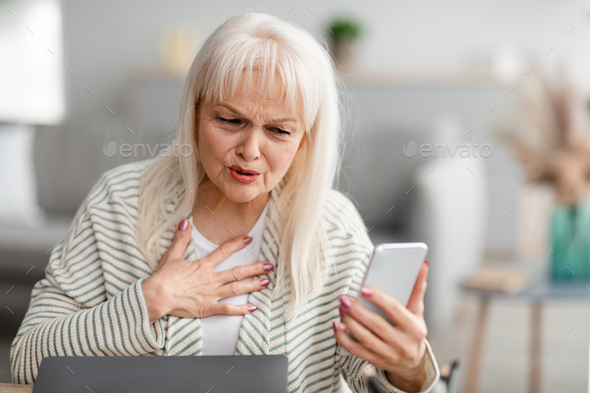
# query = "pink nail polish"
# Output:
<box><xmin>260</xmin><ymin>279</ymin><xmax>270</xmax><ymax>286</ymax></box>
<box><xmin>339</xmin><ymin>306</ymin><xmax>346</xmax><ymax>318</ymax></box>
<box><xmin>332</xmin><ymin>321</ymin><xmax>338</xmax><ymax>332</ymax></box>
<box><xmin>338</xmin><ymin>296</ymin><xmax>352</xmax><ymax>308</ymax></box>
<box><xmin>243</xmin><ymin>236</ymin><xmax>253</xmax><ymax>244</ymax></box>
<box><xmin>247</xmin><ymin>306</ymin><xmax>257</xmax><ymax>312</ymax></box>
<box><xmin>263</xmin><ymin>264</ymin><xmax>274</xmax><ymax>271</ymax></box>
<box><xmin>360</xmin><ymin>287</ymin><xmax>374</xmax><ymax>296</ymax></box>
<box><xmin>178</xmin><ymin>218</ymin><xmax>188</xmax><ymax>231</ymax></box>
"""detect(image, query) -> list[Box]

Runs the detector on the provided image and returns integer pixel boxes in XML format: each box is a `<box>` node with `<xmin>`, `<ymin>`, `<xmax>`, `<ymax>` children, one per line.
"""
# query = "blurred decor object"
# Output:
<box><xmin>502</xmin><ymin>71</ymin><xmax>590</xmax><ymax>280</ymax></box>
<box><xmin>159</xmin><ymin>27</ymin><xmax>197</xmax><ymax>77</ymax></box>
<box><xmin>0</xmin><ymin>0</ymin><xmax>65</xmax><ymax>124</ymax></box>
<box><xmin>327</xmin><ymin>17</ymin><xmax>361</xmax><ymax>71</ymax></box>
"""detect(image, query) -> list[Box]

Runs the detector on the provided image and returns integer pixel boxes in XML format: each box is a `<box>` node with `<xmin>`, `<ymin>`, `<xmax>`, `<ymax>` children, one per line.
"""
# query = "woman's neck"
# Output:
<box><xmin>191</xmin><ymin>178</ymin><xmax>270</xmax><ymax>244</ymax></box>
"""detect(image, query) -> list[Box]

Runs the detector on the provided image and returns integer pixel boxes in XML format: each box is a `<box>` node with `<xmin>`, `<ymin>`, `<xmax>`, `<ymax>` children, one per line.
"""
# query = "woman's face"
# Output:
<box><xmin>197</xmin><ymin>72</ymin><xmax>306</xmax><ymax>203</ymax></box>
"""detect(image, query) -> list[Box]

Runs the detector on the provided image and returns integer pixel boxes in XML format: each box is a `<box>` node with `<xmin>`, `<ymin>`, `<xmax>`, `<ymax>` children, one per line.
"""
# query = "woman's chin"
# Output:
<box><xmin>222</xmin><ymin>184</ymin><xmax>263</xmax><ymax>203</ymax></box>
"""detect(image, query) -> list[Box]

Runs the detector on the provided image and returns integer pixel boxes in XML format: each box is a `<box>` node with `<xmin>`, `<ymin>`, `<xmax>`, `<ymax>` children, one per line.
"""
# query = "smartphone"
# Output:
<box><xmin>339</xmin><ymin>242</ymin><xmax>428</xmax><ymax>356</ymax></box>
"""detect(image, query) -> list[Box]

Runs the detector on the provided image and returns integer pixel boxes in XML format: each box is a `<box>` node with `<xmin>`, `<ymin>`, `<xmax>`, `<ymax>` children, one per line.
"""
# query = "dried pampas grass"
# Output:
<box><xmin>503</xmin><ymin>70</ymin><xmax>590</xmax><ymax>206</ymax></box>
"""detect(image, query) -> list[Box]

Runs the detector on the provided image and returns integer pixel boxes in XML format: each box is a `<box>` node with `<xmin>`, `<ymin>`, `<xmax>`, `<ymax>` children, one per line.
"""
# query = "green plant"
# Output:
<box><xmin>328</xmin><ymin>17</ymin><xmax>361</xmax><ymax>40</ymax></box>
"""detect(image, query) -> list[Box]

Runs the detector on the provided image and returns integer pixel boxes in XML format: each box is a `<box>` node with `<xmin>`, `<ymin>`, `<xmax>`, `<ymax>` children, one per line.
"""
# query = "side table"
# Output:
<box><xmin>462</xmin><ymin>261</ymin><xmax>590</xmax><ymax>393</ymax></box>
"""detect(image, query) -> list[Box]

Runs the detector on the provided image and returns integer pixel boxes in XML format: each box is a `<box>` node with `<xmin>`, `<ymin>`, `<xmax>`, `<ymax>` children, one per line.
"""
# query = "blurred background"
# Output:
<box><xmin>2</xmin><ymin>0</ymin><xmax>590</xmax><ymax>392</ymax></box>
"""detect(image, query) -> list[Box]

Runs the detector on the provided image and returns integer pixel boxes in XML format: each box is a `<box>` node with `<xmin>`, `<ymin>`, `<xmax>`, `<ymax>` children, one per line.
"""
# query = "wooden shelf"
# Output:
<box><xmin>336</xmin><ymin>65</ymin><xmax>515</xmax><ymax>87</ymax></box>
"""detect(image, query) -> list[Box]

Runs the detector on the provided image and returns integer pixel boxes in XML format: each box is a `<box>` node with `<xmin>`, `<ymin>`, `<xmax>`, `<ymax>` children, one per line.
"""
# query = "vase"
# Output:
<box><xmin>549</xmin><ymin>194</ymin><xmax>590</xmax><ymax>281</ymax></box>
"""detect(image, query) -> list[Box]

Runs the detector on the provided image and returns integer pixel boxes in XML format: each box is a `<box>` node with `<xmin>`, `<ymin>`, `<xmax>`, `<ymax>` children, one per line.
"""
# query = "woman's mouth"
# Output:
<box><xmin>229</xmin><ymin>165</ymin><xmax>260</xmax><ymax>183</ymax></box>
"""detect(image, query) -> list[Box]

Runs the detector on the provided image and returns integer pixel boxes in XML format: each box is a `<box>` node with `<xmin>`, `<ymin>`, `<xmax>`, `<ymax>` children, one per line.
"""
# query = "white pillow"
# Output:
<box><xmin>0</xmin><ymin>123</ymin><xmax>46</xmax><ymax>228</ymax></box>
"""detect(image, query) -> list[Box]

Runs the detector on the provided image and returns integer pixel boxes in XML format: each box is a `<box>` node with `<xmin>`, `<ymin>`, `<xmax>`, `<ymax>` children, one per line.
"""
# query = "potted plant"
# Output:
<box><xmin>327</xmin><ymin>16</ymin><xmax>361</xmax><ymax>70</ymax></box>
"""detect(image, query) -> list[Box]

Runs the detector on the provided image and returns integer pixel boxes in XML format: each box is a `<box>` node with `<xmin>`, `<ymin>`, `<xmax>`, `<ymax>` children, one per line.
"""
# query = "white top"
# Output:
<box><xmin>190</xmin><ymin>201</ymin><xmax>270</xmax><ymax>355</ymax></box>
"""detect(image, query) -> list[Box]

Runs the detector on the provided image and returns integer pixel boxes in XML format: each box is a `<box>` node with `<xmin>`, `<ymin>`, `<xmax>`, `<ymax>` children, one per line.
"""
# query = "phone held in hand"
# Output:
<box><xmin>339</xmin><ymin>242</ymin><xmax>428</xmax><ymax>356</ymax></box>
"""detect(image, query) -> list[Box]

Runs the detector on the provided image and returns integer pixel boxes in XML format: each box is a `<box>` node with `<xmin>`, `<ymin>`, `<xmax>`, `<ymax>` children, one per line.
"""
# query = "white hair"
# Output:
<box><xmin>136</xmin><ymin>12</ymin><xmax>347</xmax><ymax>320</ymax></box>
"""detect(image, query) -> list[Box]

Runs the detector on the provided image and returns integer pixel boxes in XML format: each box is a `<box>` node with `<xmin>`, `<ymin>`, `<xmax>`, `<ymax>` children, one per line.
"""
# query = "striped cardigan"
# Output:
<box><xmin>11</xmin><ymin>159</ymin><xmax>440</xmax><ymax>392</ymax></box>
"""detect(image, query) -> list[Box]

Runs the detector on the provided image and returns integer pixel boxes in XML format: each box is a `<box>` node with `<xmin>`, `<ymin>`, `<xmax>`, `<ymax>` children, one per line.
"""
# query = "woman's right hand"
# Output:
<box><xmin>141</xmin><ymin>218</ymin><xmax>273</xmax><ymax>324</ymax></box>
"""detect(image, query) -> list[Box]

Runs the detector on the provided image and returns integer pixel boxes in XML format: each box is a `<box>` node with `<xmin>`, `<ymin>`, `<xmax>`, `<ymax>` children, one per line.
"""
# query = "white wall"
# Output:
<box><xmin>60</xmin><ymin>0</ymin><xmax>590</xmax><ymax>122</ymax></box>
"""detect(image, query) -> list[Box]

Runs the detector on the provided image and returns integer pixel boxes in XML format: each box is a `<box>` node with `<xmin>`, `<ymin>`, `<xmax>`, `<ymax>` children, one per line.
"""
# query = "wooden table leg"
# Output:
<box><xmin>530</xmin><ymin>301</ymin><xmax>542</xmax><ymax>393</ymax></box>
<box><xmin>465</xmin><ymin>296</ymin><xmax>490</xmax><ymax>393</ymax></box>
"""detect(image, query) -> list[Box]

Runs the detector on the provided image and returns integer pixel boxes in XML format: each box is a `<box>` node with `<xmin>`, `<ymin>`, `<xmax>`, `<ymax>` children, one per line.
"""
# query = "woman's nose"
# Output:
<box><xmin>237</xmin><ymin>129</ymin><xmax>262</xmax><ymax>161</ymax></box>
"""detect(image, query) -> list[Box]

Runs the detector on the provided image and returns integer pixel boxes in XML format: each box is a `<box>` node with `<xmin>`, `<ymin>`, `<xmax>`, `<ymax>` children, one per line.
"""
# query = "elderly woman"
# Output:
<box><xmin>11</xmin><ymin>13</ymin><xmax>439</xmax><ymax>393</ymax></box>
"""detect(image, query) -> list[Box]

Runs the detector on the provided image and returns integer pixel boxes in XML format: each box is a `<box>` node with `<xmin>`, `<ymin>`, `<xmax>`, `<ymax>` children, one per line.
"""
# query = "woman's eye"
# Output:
<box><xmin>219</xmin><ymin>117</ymin><xmax>289</xmax><ymax>135</ymax></box>
<box><xmin>219</xmin><ymin>117</ymin><xmax>241</xmax><ymax>125</ymax></box>
<box><xmin>271</xmin><ymin>127</ymin><xmax>290</xmax><ymax>135</ymax></box>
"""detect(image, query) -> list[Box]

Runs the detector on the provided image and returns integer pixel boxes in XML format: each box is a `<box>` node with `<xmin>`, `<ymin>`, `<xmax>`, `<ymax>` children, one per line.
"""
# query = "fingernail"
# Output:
<box><xmin>260</xmin><ymin>279</ymin><xmax>270</xmax><ymax>286</ymax></box>
<box><xmin>332</xmin><ymin>321</ymin><xmax>339</xmax><ymax>332</ymax></box>
<box><xmin>338</xmin><ymin>296</ymin><xmax>352</xmax><ymax>308</ymax></box>
<box><xmin>243</xmin><ymin>236</ymin><xmax>253</xmax><ymax>244</ymax></box>
<box><xmin>263</xmin><ymin>264</ymin><xmax>274</xmax><ymax>271</ymax></box>
<box><xmin>178</xmin><ymin>218</ymin><xmax>188</xmax><ymax>231</ymax></box>
<box><xmin>425</xmin><ymin>259</ymin><xmax>429</xmax><ymax>267</ymax></box>
<box><xmin>339</xmin><ymin>306</ymin><xmax>346</xmax><ymax>318</ymax></box>
<box><xmin>247</xmin><ymin>306</ymin><xmax>257</xmax><ymax>312</ymax></box>
<box><xmin>360</xmin><ymin>287</ymin><xmax>374</xmax><ymax>296</ymax></box>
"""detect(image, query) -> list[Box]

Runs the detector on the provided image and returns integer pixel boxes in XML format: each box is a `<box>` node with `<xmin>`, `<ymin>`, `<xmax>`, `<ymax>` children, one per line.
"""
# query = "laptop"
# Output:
<box><xmin>32</xmin><ymin>355</ymin><xmax>288</xmax><ymax>393</ymax></box>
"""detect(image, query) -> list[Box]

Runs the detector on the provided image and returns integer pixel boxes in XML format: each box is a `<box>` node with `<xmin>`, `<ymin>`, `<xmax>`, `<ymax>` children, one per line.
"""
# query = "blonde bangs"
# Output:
<box><xmin>196</xmin><ymin>28</ymin><xmax>319</xmax><ymax>132</ymax></box>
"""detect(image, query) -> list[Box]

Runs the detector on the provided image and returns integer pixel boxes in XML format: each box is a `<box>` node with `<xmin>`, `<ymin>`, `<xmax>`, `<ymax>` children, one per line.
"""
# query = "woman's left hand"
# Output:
<box><xmin>334</xmin><ymin>259</ymin><xmax>429</xmax><ymax>392</ymax></box>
